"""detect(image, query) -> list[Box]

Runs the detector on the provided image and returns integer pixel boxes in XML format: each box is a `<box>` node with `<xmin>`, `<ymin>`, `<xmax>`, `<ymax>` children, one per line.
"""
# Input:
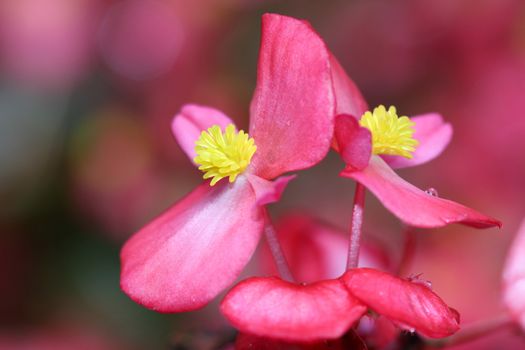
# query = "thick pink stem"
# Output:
<box><xmin>264</xmin><ymin>213</ymin><xmax>295</xmax><ymax>283</ymax></box>
<box><xmin>347</xmin><ymin>183</ymin><xmax>366</xmax><ymax>269</ymax></box>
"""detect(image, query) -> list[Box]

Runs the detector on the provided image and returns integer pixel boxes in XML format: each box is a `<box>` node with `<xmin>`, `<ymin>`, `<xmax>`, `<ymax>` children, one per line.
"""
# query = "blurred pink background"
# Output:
<box><xmin>1</xmin><ymin>0</ymin><xmax>524</xmax><ymax>348</ymax></box>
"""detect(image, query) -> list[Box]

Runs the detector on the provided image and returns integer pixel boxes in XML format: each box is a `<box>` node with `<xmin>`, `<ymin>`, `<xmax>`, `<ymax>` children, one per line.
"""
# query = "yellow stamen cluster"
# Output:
<box><xmin>194</xmin><ymin>124</ymin><xmax>257</xmax><ymax>186</ymax></box>
<box><xmin>359</xmin><ymin>105</ymin><xmax>418</xmax><ymax>159</ymax></box>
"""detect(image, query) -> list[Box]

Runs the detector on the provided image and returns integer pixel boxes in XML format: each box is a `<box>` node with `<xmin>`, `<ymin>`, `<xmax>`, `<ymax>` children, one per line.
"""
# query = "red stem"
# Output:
<box><xmin>264</xmin><ymin>213</ymin><xmax>295</xmax><ymax>283</ymax></box>
<box><xmin>347</xmin><ymin>183</ymin><xmax>366</xmax><ymax>269</ymax></box>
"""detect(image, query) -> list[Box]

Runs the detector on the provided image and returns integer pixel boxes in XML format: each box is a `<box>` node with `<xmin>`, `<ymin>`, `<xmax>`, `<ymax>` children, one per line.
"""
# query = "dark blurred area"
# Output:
<box><xmin>1</xmin><ymin>0</ymin><xmax>525</xmax><ymax>349</ymax></box>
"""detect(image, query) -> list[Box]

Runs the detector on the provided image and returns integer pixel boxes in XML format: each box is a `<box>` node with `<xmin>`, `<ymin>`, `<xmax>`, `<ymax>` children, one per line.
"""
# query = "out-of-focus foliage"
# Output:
<box><xmin>1</xmin><ymin>0</ymin><xmax>524</xmax><ymax>348</ymax></box>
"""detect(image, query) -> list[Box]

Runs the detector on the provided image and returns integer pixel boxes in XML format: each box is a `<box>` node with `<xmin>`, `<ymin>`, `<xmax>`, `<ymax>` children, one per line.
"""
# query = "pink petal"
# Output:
<box><xmin>382</xmin><ymin>113</ymin><xmax>453</xmax><ymax>169</ymax></box>
<box><xmin>120</xmin><ymin>176</ymin><xmax>264</xmax><ymax>312</ymax></box>
<box><xmin>171</xmin><ymin>104</ymin><xmax>234</xmax><ymax>165</ymax></box>
<box><xmin>334</xmin><ymin>114</ymin><xmax>372</xmax><ymax>171</ymax></box>
<box><xmin>329</xmin><ymin>55</ymin><xmax>369</xmax><ymax>117</ymax></box>
<box><xmin>248</xmin><ymin>14</ymin><xmax>335</xmax><ymax>180</ymax></box>
<box><xmin>220</xmin><ymin>277</ymin><xmax>366</xmax><ymax>342</ymax></box>
<box><xmin>502</xmin><ymin>218</ymin><xmax>525</xmax><ymax>330</ymax></box>
<box><xmin>245</xmin><ymin>173</ymin><xmax>296</xmax><ymax>206</ymax></box>
<box><xmin>341</xmin><ymin>156</ymin><xmax>502</xmax><ymax>228</ymax></box>
<box><xmin>341</xmin><ymin>268</ymin><xmax>460</xmax><ymax>338</ymax></box>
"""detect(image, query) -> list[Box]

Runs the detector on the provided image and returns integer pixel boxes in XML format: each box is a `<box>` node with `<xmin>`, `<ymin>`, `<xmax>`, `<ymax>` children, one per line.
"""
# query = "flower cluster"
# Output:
<box><xmin>120</xmin><ymin>13</ymin><xmax>501</xmax><ymax>348</ymax></box>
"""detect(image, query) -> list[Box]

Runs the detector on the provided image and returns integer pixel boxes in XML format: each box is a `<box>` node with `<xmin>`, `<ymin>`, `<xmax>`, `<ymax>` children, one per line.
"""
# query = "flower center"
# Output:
<box><xmin>194</xmin><ymin>124</ymin><xmax>257</xmax><ymax>186</ymax></box>
<box><xmin>359</xmin><ymin>105</ymin><xmax>418</xmax><ymax>159</ymax></box>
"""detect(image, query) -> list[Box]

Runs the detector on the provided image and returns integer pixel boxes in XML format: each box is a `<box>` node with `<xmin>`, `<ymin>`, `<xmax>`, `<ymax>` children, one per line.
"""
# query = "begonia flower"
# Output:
<box><xmin>331</xmin><ymin>74</ymin><xmax>501</xmax><ymax>228</ymax></box>
<box><xmin>221</xmin><ymin>215</ymin><xmax>459</xmax><ymax>342</ymax></box>
<box><xmin>120</xmin><ymin>14</ymin><xmax>335</xmax><ymax>312</ymax></box>
<box><xmin>221</xmin><ymin>267</ymin><xmax>459</xmax><ymax>342</ymax></box>
<box><xmin>502</xmin><ymin>218</ymin><xmax>525</xmax><ymax>331</ymax></box>
<box><xmin>221</xmin><ymin>216</ymin><xmax>459</xmax><ymax>342</ymax></box>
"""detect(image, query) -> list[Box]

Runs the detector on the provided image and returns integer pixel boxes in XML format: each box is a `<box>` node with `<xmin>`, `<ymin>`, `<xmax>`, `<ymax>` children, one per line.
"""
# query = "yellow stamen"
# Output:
<box><xmin>194</xmin><ymin>124</ymin><xmax>257</xmax><ymax>186</ymax></box>
<box><xmin>359</xmin><ymin>105</ymin><xmax>418</xmax><ymax>159</ymax></box>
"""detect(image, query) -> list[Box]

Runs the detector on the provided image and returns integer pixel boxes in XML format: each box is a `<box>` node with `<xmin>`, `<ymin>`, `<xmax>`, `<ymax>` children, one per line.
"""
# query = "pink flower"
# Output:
<box><xmin>221</xmin><ymin>268</ymin><xmax>459</xmax><ymax>342</ymax></box>
<box><xmin>329</xmin><ymin>51</ymin><xmax>501</xmax><ymax>228</ymax></box>
<box><xmin>221</xmin><ymin>215</ymin><xmax>459</xmax><ymax>342</ymax></box>
<box><xmin>219</xmin><ymin>14</ymin><xmax>464</xmax><ymax>344</ymax></box>
<box><xmin>502</xmin><ymin>218</ymin><xmax>525</xmax><ymax>330</ymax></box>
<box><xmin>120</xmin><ymin>14</ymin><xmax>336</xmax><ymax>312</ymax></box>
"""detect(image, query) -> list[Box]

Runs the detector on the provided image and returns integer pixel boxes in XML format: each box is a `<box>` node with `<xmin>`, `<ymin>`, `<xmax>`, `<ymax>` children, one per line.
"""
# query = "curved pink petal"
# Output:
<box><xmin>248</xmin><ymin>14</ymin><xmax>335</xmax><ymax>180</ymax></box>
<box><xmin>502</xmin><ymin>218</ymin><xmax>525</xmax><ymax>330</ymax></box>
<box><xmin>329</xmin><ymin>55</ymin><xmax>368</xmax><ymax>117</ymax></box>
<box><xmin>220</xmin><ymin>277</ymin><xmax>366</xmax><ymax>342</ymax></box>
<box><xmin>334</xmin><ymin>114</ymin><xmax>372</xmax><ymax>171</ymax></box>
<box><xmin>245</xmin><ymin>173</ymin><xmax>296</xmax><ymax>206</ymax></box>
<box><xmin>341</xmin><ymin>268</ymin><xmax>460</xmax><ymax>338</ymax></box>
<box><xmin>341</xmin><ymin>156</ymin><xmax>501</xmax><ymax>228</ymax></box>
<box><xmin>171</xmin><ymin>104</ymin><xmax>235</xmax><ymax>165</ymax></box>
<box><xmin>382</xmin><ymin>113</ymin><xmax>453</xmax><ymax>169</ymax></box>
<box><xmin>120</xmin><ymin>177</ymin><xmax>264</xmax><ymax>312</ymax></box>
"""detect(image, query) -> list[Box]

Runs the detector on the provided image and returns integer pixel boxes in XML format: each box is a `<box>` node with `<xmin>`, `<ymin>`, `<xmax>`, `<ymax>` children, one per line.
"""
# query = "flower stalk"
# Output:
<box><xmin>264</xmin><ymin>213</ymin><xmax>295</xmax><ymax>282</ymax></box>
<box><xmin>347</xmin><ymin>183</ymin><xmax>366</xmax><ymax>269</ymax></box>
